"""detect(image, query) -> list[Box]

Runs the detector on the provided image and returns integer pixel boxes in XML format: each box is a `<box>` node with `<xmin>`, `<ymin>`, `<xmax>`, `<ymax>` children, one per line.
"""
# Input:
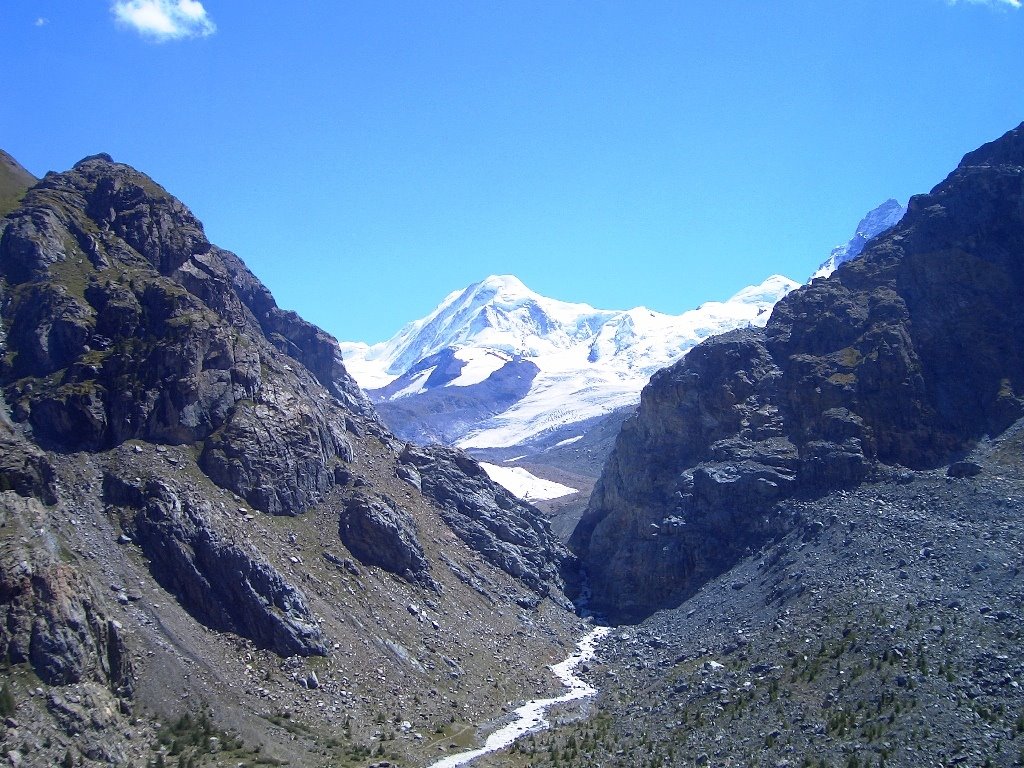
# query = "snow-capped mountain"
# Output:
<box><xmin>339</xmin><ymin>274</ymin><xmax>800</xmax><ymax>450</ymax></box>
<box><xmin>810</xmin><ymin>199</ymin><xmax>906</xmax><ymax>280</ymax></box>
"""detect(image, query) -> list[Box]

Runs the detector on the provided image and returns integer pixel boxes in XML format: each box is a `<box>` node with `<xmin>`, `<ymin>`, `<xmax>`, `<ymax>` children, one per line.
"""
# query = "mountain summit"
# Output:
<box><xmin>341</xmin><ymin>273</ymin><xmax>800</xmax><ymax>450</ymax></box>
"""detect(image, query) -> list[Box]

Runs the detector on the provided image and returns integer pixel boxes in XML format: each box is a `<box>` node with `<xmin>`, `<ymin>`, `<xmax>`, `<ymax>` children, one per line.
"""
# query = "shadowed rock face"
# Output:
<box><xmin>0</xmin><ymin>155</ymin><xmax>372</xmax><ymax>516</ymax></box>
<box><xmin>339</xmin><ymin>492</ymin><xmax>436</xmax><ymax>591</ymax></box>
<box><xmin>572</xmin><ymin>122</ymin><xmax>1024</xmax><ymax>623</ymax></box>
<box><xmin>102</xmin><ymin>475</ymin><xmax>327</xmax><ymax>657</ymax></box>
<box><xmin>401</xmin><ymin>444</ymin><xmax>577</xmax><ymax>603</ymax></box>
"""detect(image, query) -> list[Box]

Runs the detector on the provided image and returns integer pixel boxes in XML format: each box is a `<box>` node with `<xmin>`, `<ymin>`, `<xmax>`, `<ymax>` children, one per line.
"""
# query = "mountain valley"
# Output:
<box><xmin>339</xmin><ymin>199</ymin><xmax>907</xmax><ymax>542</ymax></box>
<box><xmin>0</xmin><ymin>119</ymin><xmax>1022</xmax><ymax>768</ymax></box>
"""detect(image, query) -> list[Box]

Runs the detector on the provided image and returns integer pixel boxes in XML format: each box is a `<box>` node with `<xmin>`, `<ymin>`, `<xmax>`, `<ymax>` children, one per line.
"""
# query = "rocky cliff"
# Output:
<box><xmin>571</xmin><ymin>122</ymin><xmax>1024</xmax><ymax>622</ymax></box>
<box><xmin>0</xmin><ymin>154</ymin><xmax>580</xmax><ymax>766</ymax></box>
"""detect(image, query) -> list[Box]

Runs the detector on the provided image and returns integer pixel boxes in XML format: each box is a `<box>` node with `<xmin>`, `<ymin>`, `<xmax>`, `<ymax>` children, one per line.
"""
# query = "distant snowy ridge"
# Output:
<box><xmin>340</xmin><ymin>273</ymin><xmax>799</xmax><ymax>449</ymax></box>
<box><xmin>338</xmin><ymin>199</ymin><xmax>907</xmax><ymax>510</ymax></box>
<box><xmin>811</xmin><ymin>199</ymin><xmax>906</xmax><ymax>280</ymax></box>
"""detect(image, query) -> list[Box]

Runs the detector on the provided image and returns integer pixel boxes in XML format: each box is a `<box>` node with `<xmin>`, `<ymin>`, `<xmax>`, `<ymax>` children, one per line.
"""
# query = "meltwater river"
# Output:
<box><xmin>425</xmin><ymin>626</ymin><xmax>610</xmax><ymax>768</ymax></box>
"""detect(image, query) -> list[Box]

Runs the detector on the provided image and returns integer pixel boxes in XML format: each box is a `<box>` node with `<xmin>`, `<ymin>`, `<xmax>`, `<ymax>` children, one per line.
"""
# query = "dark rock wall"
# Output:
<box><xmin>572</xmin><ymin>122</ymin><xmax>1024</xmax><ymax>622</ymax></box>
<box><xmin>104</xmin><ymin>476</ymin><xmax>327</xmax><ymax>657</ymax></box>
<box><xmin>0</xmin><ymin>155</ymin><xmax>370</xmax><ymax>515</ymax></box>
<box><xmin>402</xmin><ymin>444</ymin><xmax>576</xmax><ymax>602</ymax></box>
<box><xmin>339</xmin><ymin>492</ymin><xmax>436</xmax><ymax>590</ymax></box>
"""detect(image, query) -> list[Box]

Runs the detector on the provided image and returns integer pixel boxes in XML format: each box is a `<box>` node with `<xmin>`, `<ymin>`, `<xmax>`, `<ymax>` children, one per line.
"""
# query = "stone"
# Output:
<box><xmin>0</xmin><ymin>496</ymin><xmax>134</xmax><ymax>693</ymax></box>
<box><xmin>947</xmin><ymin>461</ymin><xmax>983</xmax><ymax>478</ymax></box>
<box><xmin>107</xmin><ymin>475</ymin><xmax>327</xmax><ymax>657</ymax></box>
<box><xmin>400</xmin><ymin>444</ymin><xmax>575</xmax><ymax>599</ymax></box>
<box><xmin>396</xmin><ymin>463</ymin><xmax>422</xmax><ymax>492</ymax></box>
<box><xmin>338</xmin><ymin>492</ymin><xmax>436</xmax><ymax>590</ymax></box>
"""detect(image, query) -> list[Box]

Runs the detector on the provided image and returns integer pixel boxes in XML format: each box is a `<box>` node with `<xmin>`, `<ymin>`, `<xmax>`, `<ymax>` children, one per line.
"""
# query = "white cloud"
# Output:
<box><xmin>34</xmin><ymin>17</ymin><xmax>49</xmax><ymax>26</ymax></box>
<box><xmin>947</xmin><ymin>0</ymin><xmax>1021</xmax><ymax>8</ymax></box>
<box><xmin>111</xmin><ymin>0</ymin><xmax>216</xmax><ymax>41</ymax></box>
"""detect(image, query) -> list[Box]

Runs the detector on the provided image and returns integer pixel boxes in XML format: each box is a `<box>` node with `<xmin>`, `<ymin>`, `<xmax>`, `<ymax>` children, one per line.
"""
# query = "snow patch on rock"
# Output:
<box><xmin>479</xmin><ymin>462</ymin><xmax>578</xmax><ymax>501</ymax></box>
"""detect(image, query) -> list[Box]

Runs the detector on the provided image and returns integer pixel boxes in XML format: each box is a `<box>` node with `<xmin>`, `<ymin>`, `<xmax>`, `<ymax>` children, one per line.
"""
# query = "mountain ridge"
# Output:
<box><xmin>340</xmin><ymin>272</ymin><xmax>801</xmax><ymax>452</ymax></box>
<box><xmin>570</xmin><ymin>120</ymin><xmax>1024</xmax><ymax>622</ymax></box>
<box><xmin>0</xmin><ymin>151</ymin><xmax>583</xmax><ymax>767</ymax></box>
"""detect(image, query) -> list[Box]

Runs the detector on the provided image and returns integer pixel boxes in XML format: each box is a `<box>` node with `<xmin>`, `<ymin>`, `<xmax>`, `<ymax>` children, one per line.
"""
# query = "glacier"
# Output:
<box><xmin>339</xmin><ymin>273</ymin><xmax>800</xmax><ymax>450</ymax></box>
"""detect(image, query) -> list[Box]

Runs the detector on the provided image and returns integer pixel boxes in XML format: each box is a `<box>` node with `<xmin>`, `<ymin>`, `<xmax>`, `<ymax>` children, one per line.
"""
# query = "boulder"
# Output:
<box><xmin>338</xmin><ymin>492</ymin><xmax>435</xmax><ymax>590</ymax></box>
<box><xmin>106</xmin><ymin>475</ymin><xmax>327</xmax><ymax>656</ymax></box>
<box><xmin>401</xmin><ymin>444</ymin><xmax>575</xmax><ymax>600</ymax></box>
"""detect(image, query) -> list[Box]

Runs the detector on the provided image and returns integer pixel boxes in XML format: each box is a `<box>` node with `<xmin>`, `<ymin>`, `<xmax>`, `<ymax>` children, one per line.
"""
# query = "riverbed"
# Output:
<box><xmin>424</xmin><ymin>625</ymin><xmax>610</xmax><ymax>768</ymax></box>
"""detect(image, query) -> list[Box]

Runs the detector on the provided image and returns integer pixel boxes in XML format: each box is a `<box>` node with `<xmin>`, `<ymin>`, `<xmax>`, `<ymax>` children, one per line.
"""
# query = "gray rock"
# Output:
<box><xmin>0</xmin><ymin>435</ymin><xmax>56</xmax><ymax>505</ymax></box>
<box><xmin>947</xmin><ymin>460</ymin><xmax>983</xmax><ymax>478</ymax></box>
<box><xmin>400</xmin><ymin>444</ymin><xmax>575</xmax><ymax>600</ymax></box>
<box><xmin>106</xmin><ymin>475</ymin><xmax>326</xmax><ymax>657</ymax></box>
<box><xmin>338</xmin><ymin>492</ymin><xmax>435</xmax><ymax>590</ymax></box>
<box><xmin>396</xmin><ymin>463</ymin><xmax>422</xmax><ymax>492</ymax></box>
<box><xmin>0</xmin><ymin>495</ymin><xmax>133</xmax><ymax>693</ymax></box>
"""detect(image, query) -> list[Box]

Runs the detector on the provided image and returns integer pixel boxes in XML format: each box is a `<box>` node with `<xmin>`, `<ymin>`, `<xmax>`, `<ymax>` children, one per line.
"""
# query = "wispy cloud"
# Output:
<box><xmin>947</xmin><ymin>0</ymin><xmax>1021</xmax><ymax>9</ymax></box>
<box><xmin>34</xmin><ymin>17</ymin><xmax>49</xmax><ymax>27</ymax></box>
<box><xmin>111</xmin><ymin>0</ymin><xmax>216</xmax><ymax>41</ymax></box>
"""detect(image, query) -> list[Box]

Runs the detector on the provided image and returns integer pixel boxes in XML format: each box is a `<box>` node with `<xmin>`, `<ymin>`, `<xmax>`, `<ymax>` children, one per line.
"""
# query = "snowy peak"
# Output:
<box><xmin>340</xmin><ymin>272</ymin><xmax>800</xmax><ymax>449</ymax></box>
<box><xmin>371</xmin><ymin>274</ymin><xmax>615</xmax><ymax>376</ymax></box>
<box><xmin>728</xmin><ymin>274</ymin><xmax>801</xmax><ymax>305</ymax></box>
<box><xmin>812</xmin><ymin>199</ymin><xmax>906</xmax><ymax>280</ymax></box>
<box><xmin>468</xmin><ymin>273</ymin><xmax>533</xmax><ymax>301</ymax></box>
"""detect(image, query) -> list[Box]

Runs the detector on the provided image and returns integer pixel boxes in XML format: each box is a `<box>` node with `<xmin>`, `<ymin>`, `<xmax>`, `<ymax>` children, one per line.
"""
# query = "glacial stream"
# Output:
<box><xmin>425</xmin><ymin>626</ymin><xmax>610</xmax><ymax>768</ymax></box>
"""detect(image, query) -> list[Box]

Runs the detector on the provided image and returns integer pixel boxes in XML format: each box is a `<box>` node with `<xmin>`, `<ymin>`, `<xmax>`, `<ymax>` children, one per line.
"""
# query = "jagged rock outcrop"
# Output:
<box><xmin>0</xmin><ymin>494</ymin><xmax>133</xmax><ymax>693</ymax></box>
<box><xmin>401</xmin><ymin>444</ymin><xmax>576</xmax><ymax>601</ymax></box>
<box><xmin>0</xmin><ymin>154</ymin><xmax>370</xmax><ymax>515</ymax></box>
<box><xmin>572</xmin><ymin>122</ymin><xmax>1024</xmax><ymax>622</ymax></box>
<box><xmin>338</xmin><ymin>492</ymin><xmax>435</xmax><ymax>590</ymax></box>
<box><xmin>103</xmin><ymin>474</ymin><xmax>326</xmax><ymax>656</ymax></box>
<box><xmin>0</xmin><ymin>430</ymin><xmax>57</xmax><ymax>504</ymax></box>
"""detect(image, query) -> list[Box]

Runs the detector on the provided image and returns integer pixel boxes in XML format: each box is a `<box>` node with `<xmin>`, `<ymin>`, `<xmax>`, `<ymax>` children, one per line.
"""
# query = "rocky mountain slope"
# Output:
<box><xmin>0</xmin><ymin>151</ymin><xmax>37</xmax><ymax>218</ymax></box>
<box><xmin>340</xmin><ymin>274</ymin><xmax>799</xmax><ymax>453</ymax></box>
<box><xmin>0</xmin><ymin>154</ymin><xmax>585</xmax><ymax>767</ymax></box>
<box><xmin>571</xmin><ymin>121</ymin><xmax>1024</xmax><ymax>623</ymax></box>
<box><xmin>481</xmin><ymin>423</ymin><xmax>1024</xmax><ymax>767</ymax></box>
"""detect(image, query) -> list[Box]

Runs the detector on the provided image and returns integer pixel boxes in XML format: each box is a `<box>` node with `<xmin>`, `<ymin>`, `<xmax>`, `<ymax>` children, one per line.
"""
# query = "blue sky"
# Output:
<box><xmin>3</xmin><ymin>1</ymin><xmax>1023</xmax><ymax>343</ymax></box>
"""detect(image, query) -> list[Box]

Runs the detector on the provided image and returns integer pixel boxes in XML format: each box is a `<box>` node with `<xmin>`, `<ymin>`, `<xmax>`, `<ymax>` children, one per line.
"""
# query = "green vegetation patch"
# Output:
<box><xmin>0</xmin><ymin>151</ymin><xmax>37</xmax><ymax>217</ymax></box>
<box><xmin>150</xmin><ymin>708</ymin><xmax>270</xmax><ymax>768</ymax></box>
